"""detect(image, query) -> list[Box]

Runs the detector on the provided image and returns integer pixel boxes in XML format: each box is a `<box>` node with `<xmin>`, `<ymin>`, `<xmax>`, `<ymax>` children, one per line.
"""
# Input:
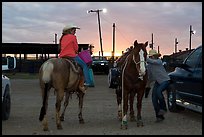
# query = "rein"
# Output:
<box><xmin>133</xmin><ymin>55</ymin><xmax>147</xmax><ymax>65</ymax></box>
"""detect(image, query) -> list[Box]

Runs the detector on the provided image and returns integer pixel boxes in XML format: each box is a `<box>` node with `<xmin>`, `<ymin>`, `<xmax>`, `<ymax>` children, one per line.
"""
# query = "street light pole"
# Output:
<box><xmin>175</xmin><ymin>38</ymin><xmax>178</xmax><ymax>53</ymax></box>
<box><xmin>189</xmin><ymin>25</ymin><xmax>192</xmax><ymax>50</ymax></box>
<box><xmin>97</xmin><ymin>10</ymin><xmax>103</xmax><ymax>57</ymax></box>
<box><xmin>88</xmin><ymin>9</ymin><xmax>105</xmax><ymax>57</ymax></box>
<box><xmin>54</xmin><ymin>33</ymin><xmax>58</xmax><ymax>57</ymax></box>
<box><xmin>189</xmin><ymin>25</ymin><xmax>196</xmax><ymax>51</ymax></box>
<box><xmin>112</xmin><ymin>23</ymin><xmax>115</xmax><ymax>66</ymax></box>
<box><xmin>149</xmin><ymin>33</ymin><xmax>154</xmax><ymax>49</ymax></box>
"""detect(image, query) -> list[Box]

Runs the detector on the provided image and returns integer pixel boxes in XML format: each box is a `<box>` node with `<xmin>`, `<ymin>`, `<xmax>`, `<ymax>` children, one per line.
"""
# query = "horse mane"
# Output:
<box><xmin>116</xmin><ymin>40</ymin><xmax>148</xmax><ymax>70</ymax></box>
<box><xmin>116</xmin><ymin>46</ymin><xmax>134</xmax><ymax>69</ymax></box>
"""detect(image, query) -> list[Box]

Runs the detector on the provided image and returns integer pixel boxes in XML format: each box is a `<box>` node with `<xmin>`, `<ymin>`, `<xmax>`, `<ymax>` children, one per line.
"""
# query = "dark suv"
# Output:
<box><xmin>167</xmin><ymin>45</ymin><xmax>202</xmax><ymax>113</ymax></box>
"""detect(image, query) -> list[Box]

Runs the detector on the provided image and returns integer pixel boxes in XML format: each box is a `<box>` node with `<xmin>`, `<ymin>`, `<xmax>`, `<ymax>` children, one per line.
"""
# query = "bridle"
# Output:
<box><xmin>132</xmin><ymin>49</ymin><xmax>147</xmax><ymax>80</ymax></box>
<box><xmin>119</xmin><ymin>47</ymin><xmax>147</xmax><ymax>80</ymax></box>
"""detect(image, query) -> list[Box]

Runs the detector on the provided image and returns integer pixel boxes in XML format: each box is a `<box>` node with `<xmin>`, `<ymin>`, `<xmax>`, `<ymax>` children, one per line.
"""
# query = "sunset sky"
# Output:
<box><xmin>2</xmin><ymin>2</ymin><xmax>202</xmax><ymax>57</ymax></box>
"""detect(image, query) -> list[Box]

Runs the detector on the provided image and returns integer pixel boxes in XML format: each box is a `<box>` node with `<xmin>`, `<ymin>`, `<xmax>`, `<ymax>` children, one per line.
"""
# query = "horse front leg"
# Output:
<box><xmin>121</xmin><ymin>90</ymin><xmax>128</xmax><ymax>129</ymax></box>
<box><xmin>78</xmin><ymin>91</ymin><xmax>85</xmax><ymax>124</ymax></box>
<box><xmin>60</xmin><ymin>91</ymin><xmax>70</xmax><ymax>121</ymax></box>
<box><xmin>55</xmin><ymin>89</ymin><xmax>64</xmax><ymax>130</ymax></box>
<box><xmin>136</xmin><ymin>90</ymin><xmax>145</xmax><ymax>127</ymax></box>
<box><xmin>129</xmin><ymin>92</ymin><xmax>136</xmax><ymax>121</ymax></box>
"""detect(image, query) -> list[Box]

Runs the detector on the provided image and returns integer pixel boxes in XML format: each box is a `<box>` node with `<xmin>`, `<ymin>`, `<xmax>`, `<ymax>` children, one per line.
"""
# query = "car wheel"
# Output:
<box><xmin>2</xmin><ymin>85</ymin><xmax>11</xmax><ymax>120</ymax></box>
<box><xmin>167</xmin><ymin>84</ymin><xmax>178</xmax><ymax>112</ymax></box>
<box><xmin>108</xmin><ymin>69</ymin><xmax>113</xmax><ymax>88</ymax></box>
<box><xmin>108</xmin><ymin>69</ymin><xmax>119</xmax><ymax>88</ymax></box>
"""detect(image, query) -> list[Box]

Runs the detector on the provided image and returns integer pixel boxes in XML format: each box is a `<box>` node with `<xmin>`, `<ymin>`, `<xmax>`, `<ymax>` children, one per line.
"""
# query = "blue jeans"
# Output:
<box><xmin>152</xmin><ymin>81</ymin><xmax>170</xmax><ymax>116</ymax></box>
<box><xmin>74</xmin><ymin>55</ymin><xmax>92</xmax><ymax>85</ymax></box>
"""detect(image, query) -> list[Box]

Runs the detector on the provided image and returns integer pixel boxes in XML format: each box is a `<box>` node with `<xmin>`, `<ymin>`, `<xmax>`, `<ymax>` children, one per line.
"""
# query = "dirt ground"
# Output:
<box><xmin>2</xmin><ymin>75</ymin><xmax>202</xmax><ymax>135</ymax></box>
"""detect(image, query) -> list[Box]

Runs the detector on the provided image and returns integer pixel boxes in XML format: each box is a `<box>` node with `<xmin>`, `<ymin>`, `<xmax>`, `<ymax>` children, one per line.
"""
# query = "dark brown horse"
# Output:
<box><xmin>39</xmin><ymin>58</ymin><xmax>86</xmax><ymax>131</ymax></box>
<box><xmin>116</xmin><ymin>40</ymin><xmax>148</xmax><ymax>129</ymax></box>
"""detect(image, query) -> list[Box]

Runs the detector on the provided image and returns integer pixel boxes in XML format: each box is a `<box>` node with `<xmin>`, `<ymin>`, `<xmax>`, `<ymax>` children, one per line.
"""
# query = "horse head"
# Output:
<box><xmin>131</xmin><ymin>40</ymin><xmax>148</xmax><ymax>80</ymax></box>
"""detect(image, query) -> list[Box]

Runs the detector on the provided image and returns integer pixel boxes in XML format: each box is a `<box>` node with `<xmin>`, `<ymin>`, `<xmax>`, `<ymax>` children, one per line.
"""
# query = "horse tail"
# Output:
<box><xmin>42</xmin><ymin>61</ymin><xmax>54</xmax><ymax>83</ymax></box>
<box><xmin>39</xmin><ymin>61</ymin><xmax>53</xmax><ymax>121</ymax></box>
<box><xmin>39</xmin><ymin>83</ymin><xmax>49</xmax><ymax>121</ymax></box>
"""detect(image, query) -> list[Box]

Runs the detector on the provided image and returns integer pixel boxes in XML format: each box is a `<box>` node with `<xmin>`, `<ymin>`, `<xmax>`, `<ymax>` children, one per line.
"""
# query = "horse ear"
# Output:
<box><xmin>145</xmin><ymin>41</ymin><xmax>148</xmax><ymax>47</ymax></box>
<box><xmin>134</xmin><ymin>40</ymin><xmax>138</xmax><ymax>46</ymax></box>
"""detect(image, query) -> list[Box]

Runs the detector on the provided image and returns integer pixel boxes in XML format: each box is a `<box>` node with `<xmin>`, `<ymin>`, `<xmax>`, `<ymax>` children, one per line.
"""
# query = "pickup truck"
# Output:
<box><xmin>2</xmin><ymin>56</ymin><xmax>16</xmax><ymax>120</ymax></box>
<box><xmin>167</xmin><ymin>45</ymin><xmax>202</xmax><ymax>113</ymax></box>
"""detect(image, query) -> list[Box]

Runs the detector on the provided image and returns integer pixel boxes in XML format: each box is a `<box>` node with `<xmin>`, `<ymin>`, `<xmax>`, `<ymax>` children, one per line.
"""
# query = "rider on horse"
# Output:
<box><xmin>58</xmin><ymin>23</ymin><xmax>92</xmax><ymax>87</ymax></box>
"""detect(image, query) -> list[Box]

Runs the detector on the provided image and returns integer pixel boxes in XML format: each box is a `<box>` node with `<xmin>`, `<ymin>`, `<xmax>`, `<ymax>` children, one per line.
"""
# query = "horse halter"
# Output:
<box><xmin>132</xmin><ymin>49</ymin><xmax>146</xmax><ymax>80</ymax></box>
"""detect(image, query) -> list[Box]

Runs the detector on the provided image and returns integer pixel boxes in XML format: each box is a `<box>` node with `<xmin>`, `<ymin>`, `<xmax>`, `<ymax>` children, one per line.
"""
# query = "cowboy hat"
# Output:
<box><xmin>148</xmin><ymin>49</ymin><xmax>161</xmax><ymax>57</ymax></box>
<box><xmin>63</xmin><ymin>24</ymin><xmax>80</xmax><ymax>32</ymax></box>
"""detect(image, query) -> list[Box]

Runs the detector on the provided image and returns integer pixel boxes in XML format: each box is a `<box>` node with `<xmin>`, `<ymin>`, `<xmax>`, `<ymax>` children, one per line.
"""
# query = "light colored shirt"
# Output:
<box><xmin>146</xmin><ymin>57</ymin><xmax>170</xmax><ymax>84</ymax></box>
<box><xmin>59</xmin><ymin>34</ymin><xmax>78</xmax><ymax>58</ymax></box>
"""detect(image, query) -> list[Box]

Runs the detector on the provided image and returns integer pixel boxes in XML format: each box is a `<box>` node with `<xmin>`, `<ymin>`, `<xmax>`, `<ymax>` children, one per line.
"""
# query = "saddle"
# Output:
<box><xmin>61</xmin><ymin>57</ymin><xmax>86</xmax><ymax>93</ymax></box>
<box><xmin>62</xmin><ymin>57</ymin><xmax>81</xmax><ymax>73</ymax></box>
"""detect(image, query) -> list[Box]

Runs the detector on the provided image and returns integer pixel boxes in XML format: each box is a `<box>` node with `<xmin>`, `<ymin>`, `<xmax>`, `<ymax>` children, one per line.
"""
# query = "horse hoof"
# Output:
<box><xmin>137</xmin><ymin>122</ymin><xmax>144</xmax><ymax>127</ymax></box>
<box><xmin>60</xmin><ymin>116</ymin><xmax>64</xmax><ymax>121</ymax></box>
<box><xmin>130</xmin><ymin>116</ymin><xmax>136</xmax><ymax>121</ymax></box>
<box><xmin>120</xmin><ymin>124</ymin><xmax>128</xmax><ymax>130</ymax></box>
<box><xmin>43</xmin><ymin>127</ymin><xmax>49</xmax><ymax>131</ymax></box>
<box><xmin>57</xmin><ymin>125</ymin><xmax>63</xmax><ymax>130</ymax></box>
<box><xmin>79</xmin><ymin>119</ymin><xmax>84</xmax><ymax>124</ymax></box>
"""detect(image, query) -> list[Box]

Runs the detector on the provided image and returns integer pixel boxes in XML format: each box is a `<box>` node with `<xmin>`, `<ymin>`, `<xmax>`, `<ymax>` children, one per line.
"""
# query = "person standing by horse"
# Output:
<box><xmin>146</xmin><ymin>49</ymin><xmax>170</xmax><ymax>122</ymax></box>
<box><xmin>59</xmin><ymin>23</ymin><xmax>92</xmax><ymax>87</ymax></box>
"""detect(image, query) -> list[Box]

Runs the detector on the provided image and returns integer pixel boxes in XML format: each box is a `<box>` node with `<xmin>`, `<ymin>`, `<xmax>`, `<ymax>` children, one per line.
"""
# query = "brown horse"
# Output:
<box><xmin>38</xmin><ymin>58</ymin><xmax>86</xmax><ymax>131</ymax></box>
<box><xmin>116</xmin><ymin>40</ymin><xmax>148</xmax><ymax>129</ymax></box>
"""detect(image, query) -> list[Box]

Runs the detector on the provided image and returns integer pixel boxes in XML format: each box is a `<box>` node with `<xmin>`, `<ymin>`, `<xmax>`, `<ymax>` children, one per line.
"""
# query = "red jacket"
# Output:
<box><xmin>59</xmin><ymin>34</ymin><xmax>78</xmax><ymax>58</ymax></box>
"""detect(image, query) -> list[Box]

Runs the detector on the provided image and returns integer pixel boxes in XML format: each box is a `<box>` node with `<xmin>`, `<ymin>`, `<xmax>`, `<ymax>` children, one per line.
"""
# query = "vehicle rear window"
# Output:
<box><xmin>92</xmin><ymin>56</ymin><xmax>107</xmax><ymax>61</ymax></box>
<box><xmin>185</xmin><ymin>47</ymin><xmax>202</xmax><ymax>68</ymax></box>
